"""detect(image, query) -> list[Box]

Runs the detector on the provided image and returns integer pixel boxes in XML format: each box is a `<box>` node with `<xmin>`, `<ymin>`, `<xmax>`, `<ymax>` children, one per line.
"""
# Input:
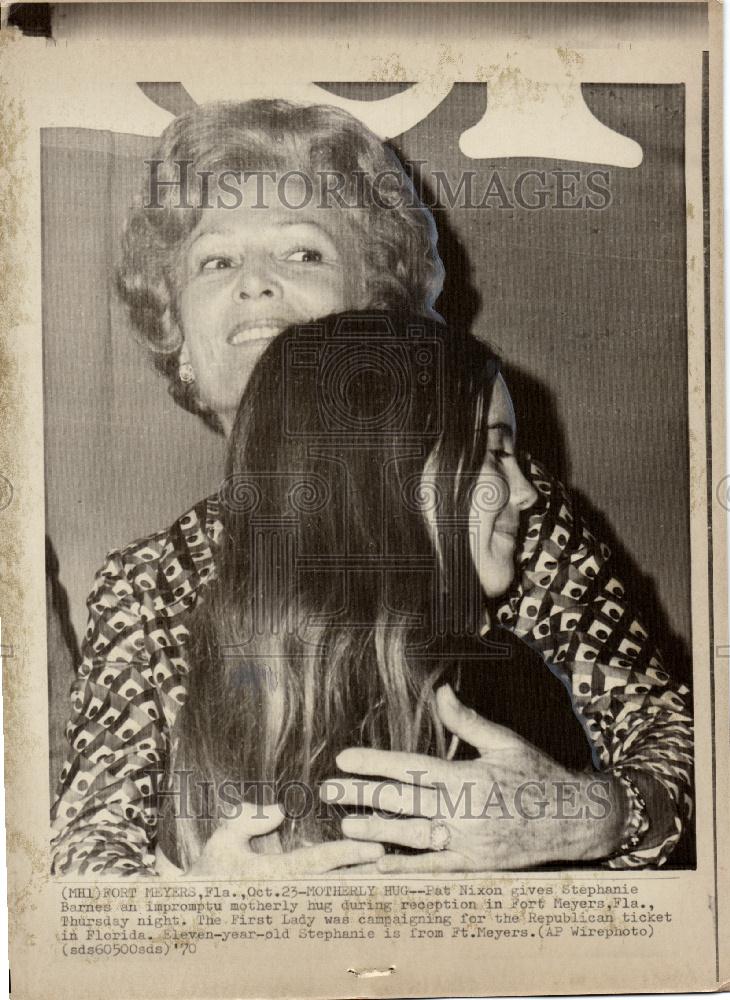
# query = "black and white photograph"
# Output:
<box><xmin>1</xmin><ymin>3</ymin><xmax>726</xmax><ymax>998</ymax></box>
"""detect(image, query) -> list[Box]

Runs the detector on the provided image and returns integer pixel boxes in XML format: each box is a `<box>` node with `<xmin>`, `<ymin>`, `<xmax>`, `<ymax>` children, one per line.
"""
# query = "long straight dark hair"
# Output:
<box><xmin>165</xmin><ymin>312</ymin><xmax>501</xmax><ymax>868</ymax></box>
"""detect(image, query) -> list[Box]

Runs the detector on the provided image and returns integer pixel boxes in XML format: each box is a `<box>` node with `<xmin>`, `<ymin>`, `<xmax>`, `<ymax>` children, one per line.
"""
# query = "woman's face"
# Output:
<box><xmin>468</xmin><ymin>375</ymin><xmax>539</xmax><ymax>597</ymax></box>
<box><xmin>176</xmin><ymin>193</ymin><xmax>361</xmax><ymax>434</ymax></box>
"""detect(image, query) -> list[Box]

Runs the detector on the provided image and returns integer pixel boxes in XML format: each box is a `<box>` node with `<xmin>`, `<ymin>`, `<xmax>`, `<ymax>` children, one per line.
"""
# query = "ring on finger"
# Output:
<box><xmin>429</xmin><ymin>819</ymin><xmax>452</xmax><ymax>852</ymax></box>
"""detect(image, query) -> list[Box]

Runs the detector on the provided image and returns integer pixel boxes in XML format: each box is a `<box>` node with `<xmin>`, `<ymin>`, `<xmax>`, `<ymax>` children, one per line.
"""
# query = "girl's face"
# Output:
<box><xmin>468</xmin><ymin>375</ymin><xmax>539</xmax><ymax>597</ymax></box>
<box><xmin>176</xmin><ymin>194</ymin><xmax>362</xmax><ymax>434</ymax></box>
<box><xmin>421</xmin><ymin>374</ymin><xmax>538</xmax><ymax>600</ymax></box>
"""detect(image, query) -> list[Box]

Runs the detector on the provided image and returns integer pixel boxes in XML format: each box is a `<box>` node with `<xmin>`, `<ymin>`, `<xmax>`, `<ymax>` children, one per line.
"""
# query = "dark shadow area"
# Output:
<box><xmin>46</xmin><ymin>536</ymin><xmax>80</xmax><ymax>665</ymax></box>
<box><xmin>501</xmin><ymin>362</ymin><xmax>571</xmax><ymax>483</ymax></box>
<box><xmin>46</xmin><ymin>536</ymin><xmax>79</xmax><ymax>800</ymax></box>
<box><xmin>6</xmin><ymin>3</ymin><xmax>52</xmax><ymax>36</ymax></box>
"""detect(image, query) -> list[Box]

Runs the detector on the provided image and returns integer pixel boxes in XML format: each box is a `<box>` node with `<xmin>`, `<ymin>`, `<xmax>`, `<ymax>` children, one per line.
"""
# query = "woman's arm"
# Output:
<box><xmin>50</xmin><ymin>547</ymin><xmax>183</xmax><ymax>877</ymax></box>
<box><xmin>494</xmin><ymin>456</ymin><xmax>694</xmax><ymax>868</ymax></box>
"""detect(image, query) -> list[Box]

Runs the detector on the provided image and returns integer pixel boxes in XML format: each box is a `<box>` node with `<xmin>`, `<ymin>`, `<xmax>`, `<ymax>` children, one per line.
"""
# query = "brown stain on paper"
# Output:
<box><xmin>0</xmin><ymin>30</ymin><xmax>49</xmax><ymax>939</ymax></box>
<box><xmin>368</xmin><ymin>53</ymin><xmax>408</xmax><ymax>83</ymax></box>
<box><xmin>473</xmin><ymin>62</ymin><xmax>548</xmax><ymax>111</ymax></box>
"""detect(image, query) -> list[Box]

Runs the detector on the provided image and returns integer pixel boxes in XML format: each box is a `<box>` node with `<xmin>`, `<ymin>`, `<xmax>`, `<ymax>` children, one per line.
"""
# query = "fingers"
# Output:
<box><xmin>340</xmin><ymin>861</ymin><xmax>382</xmax><ymax>875</ymax></box>
<box><xmin>342</xmin><ymin>814</ymin><xmax>433</xmax><ymax>850</ymax></box>
<box><xmin>286</xmin><ymin>839</ymin><xmax>385</xmax><ymax>875</ymax></box>
<box><xmin>213</xmin><ymin>802</ymin><xmax>285</xmax><ymax>850</ymax></box>
<box><xmin>184</xmin><ymin>803</ymin><xmax>285</xmax><ymax>877</ymax></box>
<box><xmin>376</xmin><ymin>850</ymin><xmax>467</xmax><ymax>875</ymax></box>
<box><xmin>335</xmin><ymin>747</ymin><xmax>454</xmax><ymax>788</ymax></box>
<box><xmin>321</xmin><ymin>778</ymin><xmax>439</xmax><ymax>818</ymax></box>
<box><xmin>435</xmin><ymin>684</ymin><xmax>520</xmax><ymax>755</ymax></box>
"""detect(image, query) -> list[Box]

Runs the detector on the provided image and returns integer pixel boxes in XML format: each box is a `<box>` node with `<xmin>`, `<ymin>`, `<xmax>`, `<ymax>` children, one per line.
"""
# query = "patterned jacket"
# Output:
<box><xmin>50</xmin><ymin>458</ymin><xmax>694</xmax><ymax>875</ymax></box>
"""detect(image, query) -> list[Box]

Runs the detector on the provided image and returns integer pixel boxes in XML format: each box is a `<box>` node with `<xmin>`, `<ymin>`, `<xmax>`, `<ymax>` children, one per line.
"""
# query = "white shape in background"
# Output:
<box><xmin>22</xmin><ymin>39</ymin><xmax>643</xmax><ymax>167</ymax></box>
<box><xmin>309</xmin><ymin>82</ymin><xmax>453</xmax><ymax>140</ymax></box>
<box><xmin>461</xmin><ymin>48</ymin><xmax>643</xmax><ymax>167</ymax></box>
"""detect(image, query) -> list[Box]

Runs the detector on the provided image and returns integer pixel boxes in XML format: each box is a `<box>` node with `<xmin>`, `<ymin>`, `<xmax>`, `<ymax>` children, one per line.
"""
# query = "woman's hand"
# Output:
<box><xmin>320</xmin><ymin>685</ymin><xmax>629</xmax><ymax>873</ymax></box>
<box><xmin>169</xmin><ymin>803</ymin><xmax>385</xmax><ymax>879</ymax></box>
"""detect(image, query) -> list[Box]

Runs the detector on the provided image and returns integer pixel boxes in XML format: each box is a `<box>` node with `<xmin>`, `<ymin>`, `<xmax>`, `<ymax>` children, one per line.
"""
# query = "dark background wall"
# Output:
<box><xmin>42</xmin><ymin>82</ymin><xmax>691</xmax><ymax>691</ymax></box>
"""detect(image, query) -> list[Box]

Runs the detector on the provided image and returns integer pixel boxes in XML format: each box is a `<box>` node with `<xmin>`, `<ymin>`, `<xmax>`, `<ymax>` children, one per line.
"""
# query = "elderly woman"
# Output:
<box><xmin>50</xmin><ymin>100</ymin><xmax>693</xmax><ymax>877</ymax></box>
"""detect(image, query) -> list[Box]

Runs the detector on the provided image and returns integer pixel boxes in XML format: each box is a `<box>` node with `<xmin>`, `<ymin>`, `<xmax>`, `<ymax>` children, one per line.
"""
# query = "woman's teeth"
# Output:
<box><xmin>228</xmin><ymin>325</ymin><xmax>282</xmax><ymax>345</ymax></box>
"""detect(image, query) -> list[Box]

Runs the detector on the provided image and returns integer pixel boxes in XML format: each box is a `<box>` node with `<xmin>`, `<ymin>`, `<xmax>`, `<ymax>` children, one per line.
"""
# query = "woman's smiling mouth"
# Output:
<box><xmin>227</xmin><ymin>318</ymin><xmax>292</xmax><ymax>345</ymax></box>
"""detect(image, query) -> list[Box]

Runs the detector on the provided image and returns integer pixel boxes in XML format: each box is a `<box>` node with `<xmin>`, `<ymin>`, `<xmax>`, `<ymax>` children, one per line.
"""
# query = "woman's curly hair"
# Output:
<box><xmin>117</xmin><ymin>99</ymin><xmax>445</xmax><ymax>429</ymax></box>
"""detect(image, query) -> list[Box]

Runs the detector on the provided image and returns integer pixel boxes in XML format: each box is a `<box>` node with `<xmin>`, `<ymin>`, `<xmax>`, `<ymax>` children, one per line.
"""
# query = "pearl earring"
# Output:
<box><xmin>178</xmin><ymin>362</ymin><xmax>195</xmax><ymax>384</ymax></box>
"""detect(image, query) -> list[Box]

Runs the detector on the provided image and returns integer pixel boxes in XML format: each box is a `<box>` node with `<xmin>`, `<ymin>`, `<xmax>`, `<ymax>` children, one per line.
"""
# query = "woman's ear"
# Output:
<box><xmin>159</xmin><ymin>303</ymin><xmax>185</xmax><ymax>356</ymax></box>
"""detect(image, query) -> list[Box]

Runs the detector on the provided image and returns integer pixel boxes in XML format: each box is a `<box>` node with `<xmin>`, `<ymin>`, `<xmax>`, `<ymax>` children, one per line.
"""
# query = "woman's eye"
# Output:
<box><xmin>200</xmin><ymin>256</ymin><xmax>234</xmax><ymax>271</ymax></box>
<box><xmin>286</xmin><ymin>248</ymin><xmax>323</xmax><ymax>263</ymax></box>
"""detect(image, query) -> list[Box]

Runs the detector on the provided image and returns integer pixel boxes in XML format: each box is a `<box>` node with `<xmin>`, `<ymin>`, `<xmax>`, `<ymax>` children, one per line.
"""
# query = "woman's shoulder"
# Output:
<box><xmin>112</xmin><ymin>493</ymin><xmax>219</xmax><ymax>570</ymax></box>
<box><xmin>87</xmin><ymin>493</ymin><xmax>222</xmax><ymax>623</ymax></box>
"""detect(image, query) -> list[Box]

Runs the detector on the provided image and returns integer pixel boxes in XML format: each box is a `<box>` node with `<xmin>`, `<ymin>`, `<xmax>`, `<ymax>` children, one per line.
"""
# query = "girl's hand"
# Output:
<box><xmin>320</xmin><ymin>685</ymin><xmax>628</xmax><ymax>872</ymax></box>
<box><xmin>169</xmin><ymin>803</ymin><xmax>385</xmax><ymax>878</ymax></box>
